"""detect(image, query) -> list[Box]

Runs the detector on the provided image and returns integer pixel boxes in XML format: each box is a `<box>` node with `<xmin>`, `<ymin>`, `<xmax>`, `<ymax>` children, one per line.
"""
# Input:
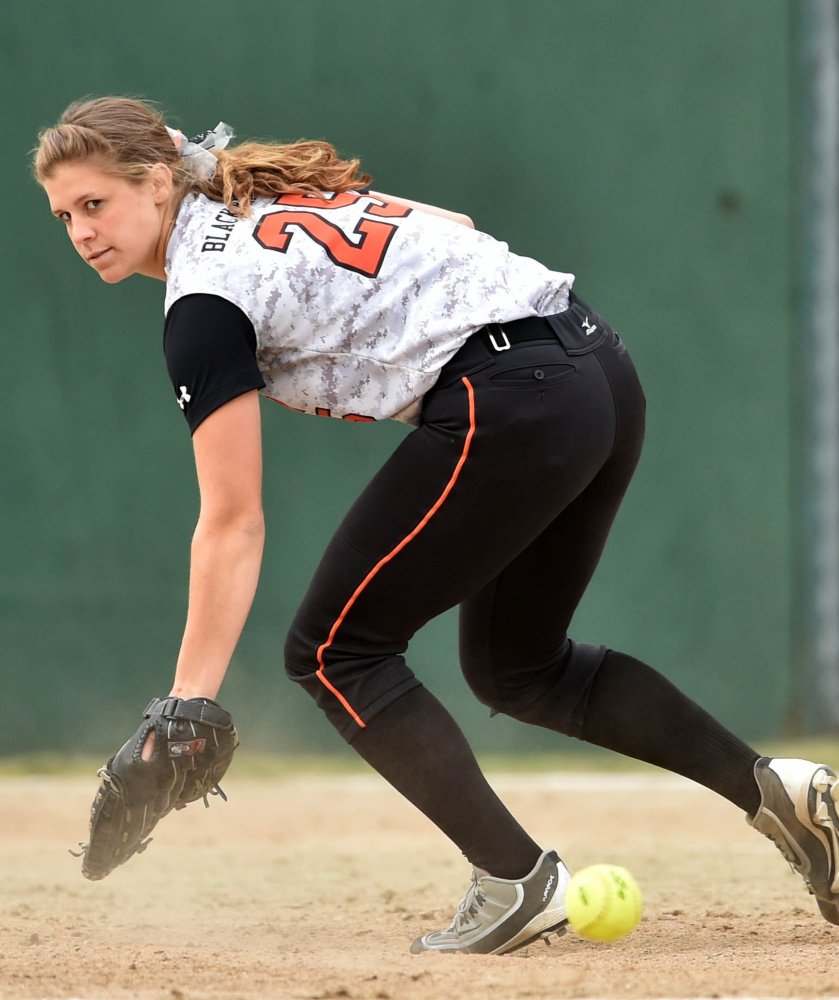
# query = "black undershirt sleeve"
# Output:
<box><xmin>163</xmin><ymin>293</ymin><xmax>266</xmax><ymax>434</ymax></box>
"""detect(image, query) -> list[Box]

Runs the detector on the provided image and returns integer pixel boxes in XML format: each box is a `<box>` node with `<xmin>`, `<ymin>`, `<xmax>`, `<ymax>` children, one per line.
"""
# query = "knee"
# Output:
<box><xmin>463</xmin><ymin>668</ymin><xmax>504</xmax><ymax>713</ymax></box>
<box><xmin>462</xmin><ymin>656</ymin><xmax>563</xmax><ymax>720</ymax></box>
<box><xmin>465</xmin><ymin>677</ymin><xmax>554</xmax><ymax>723</ymax></box>
<box><xmin>283</xmin><ymin>615</ymin><xmax>320</xmax><ymax>681</ymax></box>
<box><xmin>461</xmin><ymin>636</ymin><xmax>575</xmax><ymax>715</ymax></box>
<box><xmin>463</xmin><ymin>640</ymin><xmax>607</xmax><ymax>737</ymax></box>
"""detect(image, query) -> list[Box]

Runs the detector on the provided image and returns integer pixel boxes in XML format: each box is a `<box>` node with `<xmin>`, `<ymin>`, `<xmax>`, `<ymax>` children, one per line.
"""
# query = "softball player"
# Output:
<box><xmin>35</xmin><ymin>97</ymin><xmax>839</xmax><ymax>954</ymax></box>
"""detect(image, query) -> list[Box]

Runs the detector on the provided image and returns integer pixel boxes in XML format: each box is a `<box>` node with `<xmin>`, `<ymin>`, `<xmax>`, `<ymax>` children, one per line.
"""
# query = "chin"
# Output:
<box><xmin>96</xmin><ymin>266</ymin><xmax>131</xmax><ymax>284</ymax></box>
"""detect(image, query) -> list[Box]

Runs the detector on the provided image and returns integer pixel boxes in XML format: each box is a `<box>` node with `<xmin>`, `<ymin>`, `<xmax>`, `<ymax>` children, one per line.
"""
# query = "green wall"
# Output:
<box><xmin>2</xmin><ymin>0</ymin><xmax>797</xmax><ymax>756</ymax></box>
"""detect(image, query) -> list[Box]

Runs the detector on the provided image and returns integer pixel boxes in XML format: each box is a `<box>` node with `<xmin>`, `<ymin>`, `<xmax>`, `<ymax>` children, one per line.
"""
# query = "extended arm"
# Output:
<box><xmin>169</xmin><ymin>389</ymin><xmax>265</xmax><ymax>700</ymax></box>
<box><xmin>370</xmin><ymin>191</ymin><xmax>475</xmax><ymax>228</ymax></box>
<box><xmin>77</xmin><ymin>390</ymin><xmax>260</xmax><ymax>877</ymax></box>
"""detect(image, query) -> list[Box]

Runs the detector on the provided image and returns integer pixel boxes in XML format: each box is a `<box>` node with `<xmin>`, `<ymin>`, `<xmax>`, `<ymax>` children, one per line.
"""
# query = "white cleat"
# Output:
<box><xmin>749</xmin><ymin>757</ymin><xmax>839</xmax><ymax>925</ymax></box>
<box><xmin>410</xmin><ymin>849</ymin><xmax>571</xmax><ymax>955</ymax></box>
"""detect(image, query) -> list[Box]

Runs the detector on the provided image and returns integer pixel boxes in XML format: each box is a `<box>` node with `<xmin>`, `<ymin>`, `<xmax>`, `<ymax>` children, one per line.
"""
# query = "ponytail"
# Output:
<box><xmin>198</xmin><ymin>140</ymin><xmax>371</xmax><ymax>218</ymax></box>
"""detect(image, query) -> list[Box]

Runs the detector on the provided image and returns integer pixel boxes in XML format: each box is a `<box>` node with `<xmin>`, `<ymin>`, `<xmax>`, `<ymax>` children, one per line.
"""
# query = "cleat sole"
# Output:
<box><xmin>501</xmin><ymin>920</ymin><xmax>568</xmax><ymax>955</ymax></box>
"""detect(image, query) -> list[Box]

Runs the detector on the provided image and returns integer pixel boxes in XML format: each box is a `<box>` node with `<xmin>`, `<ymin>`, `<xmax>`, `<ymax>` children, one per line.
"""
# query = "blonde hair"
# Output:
<box><xmin>33</xmin><ymin>97</ymin><xmax>372</xmax><ymax>218</ymax></box>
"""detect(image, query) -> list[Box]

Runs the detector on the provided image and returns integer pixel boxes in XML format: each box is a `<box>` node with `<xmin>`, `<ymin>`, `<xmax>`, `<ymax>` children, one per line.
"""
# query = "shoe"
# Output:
<box><xmin>410</xmin><ymin>849</ymin><xmax>571</xmax><ymax>955</ymax></box>
<box><xmin>748</xmin><ymin>757</ymin><xmax>839</xmax><ymax>925</ymax></box>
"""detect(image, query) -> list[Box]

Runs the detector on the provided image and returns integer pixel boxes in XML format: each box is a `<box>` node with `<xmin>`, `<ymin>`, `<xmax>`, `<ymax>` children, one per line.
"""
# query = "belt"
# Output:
<box><xmin>435</xmin><ymin>293</ymin><xmax>610</xmax><ymax>386</ymax></box>
<box><xmin>482</xmin><ymin>293</ymin><xmax>611</xmax><ymax>358</ymax></box>
<box><xmin>478</xmin><ymin>314</ymin><xmax>558</xmax><ymax>355</ymax></box>
<box><xmin>433</xmin><ymin>315</ymin><xmax>559</xmax><ymax>387</ymax></box>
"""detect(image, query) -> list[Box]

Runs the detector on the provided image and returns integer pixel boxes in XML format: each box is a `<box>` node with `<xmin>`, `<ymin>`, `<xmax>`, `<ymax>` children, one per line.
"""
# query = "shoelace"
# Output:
<box><xmin>451</xmin><ymin>872</ymin><xmax>487</xmax><ymax>931</ymax></box>
<box><xmin>763</xmin><ymin>828</ymin><xmax>816</xmax><ymax>892</ymax></box>
<box><xmin>763</xmin><ymin>785</ymin><xmax>839</xmax><ymax>896</ymax></box>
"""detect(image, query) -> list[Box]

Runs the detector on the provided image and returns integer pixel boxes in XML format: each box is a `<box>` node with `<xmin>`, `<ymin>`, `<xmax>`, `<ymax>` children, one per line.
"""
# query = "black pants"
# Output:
<box><xmin>284</xmin><ymin>296</ymin><xmax>646</xmax><ymax>741</ymax></box>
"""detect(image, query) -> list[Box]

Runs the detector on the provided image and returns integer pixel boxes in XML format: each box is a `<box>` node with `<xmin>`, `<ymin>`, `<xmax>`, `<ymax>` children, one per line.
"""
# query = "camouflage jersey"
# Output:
<box><xmin>164</xmin><ymin>191</ymin><xmax>574</xmax><ymax>425</ymax></box>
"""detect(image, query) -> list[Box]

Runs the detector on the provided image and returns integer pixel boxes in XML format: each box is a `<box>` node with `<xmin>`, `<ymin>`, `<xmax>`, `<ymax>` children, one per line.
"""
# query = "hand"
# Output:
<box><xmin>72</xmin><ymin>696</ymin><xmax>239</xmax><ymax>880</ymax></box>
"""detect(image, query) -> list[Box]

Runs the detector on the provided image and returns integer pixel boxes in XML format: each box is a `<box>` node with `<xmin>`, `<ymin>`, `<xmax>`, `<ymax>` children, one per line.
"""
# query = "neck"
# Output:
<box><xmin>142</xmin><ymin>193</ymin><xmax>182</xmax><ymax>282</ymax></box>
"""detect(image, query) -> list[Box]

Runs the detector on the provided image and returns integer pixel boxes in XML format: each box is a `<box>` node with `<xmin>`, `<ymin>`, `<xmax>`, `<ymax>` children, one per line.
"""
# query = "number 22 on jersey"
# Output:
<box><xmin>252</xmin><ymin>192</ymin><xmax>411</xmax><ymax>278</ymax></box>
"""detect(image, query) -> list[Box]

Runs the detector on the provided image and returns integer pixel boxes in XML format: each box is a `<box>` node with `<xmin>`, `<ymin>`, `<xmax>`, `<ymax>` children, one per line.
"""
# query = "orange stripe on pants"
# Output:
<box><xmin>315</xmin><ymin>376</ymin><xmax>477</xmax><ymax>727</ymax></box>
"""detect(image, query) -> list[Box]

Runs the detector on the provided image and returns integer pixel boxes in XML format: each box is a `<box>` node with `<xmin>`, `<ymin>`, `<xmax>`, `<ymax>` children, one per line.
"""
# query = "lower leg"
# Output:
<box><xmin>580</xmin><ymin>650</ymin><xmax>761</xmax><ymax>814</ymax></box>
<box><xmin>351</xmin><ymin>686</ymin><xmax>542</xmax><ymax>879</ymax></box>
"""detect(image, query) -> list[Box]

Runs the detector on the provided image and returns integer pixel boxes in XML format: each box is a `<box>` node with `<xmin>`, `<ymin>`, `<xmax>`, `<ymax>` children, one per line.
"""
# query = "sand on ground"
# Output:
<box><xmin>2</xmin><ymin>769</ymin><xmax>838</xmax><ymax>1000</ymax></box>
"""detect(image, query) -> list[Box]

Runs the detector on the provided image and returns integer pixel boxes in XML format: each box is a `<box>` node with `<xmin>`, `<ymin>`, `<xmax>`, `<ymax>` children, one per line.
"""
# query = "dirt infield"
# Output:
<box><xmin>2</xmin><ymin>767</ymin><xmax>839</xmax><ymax>1000</ymax></box>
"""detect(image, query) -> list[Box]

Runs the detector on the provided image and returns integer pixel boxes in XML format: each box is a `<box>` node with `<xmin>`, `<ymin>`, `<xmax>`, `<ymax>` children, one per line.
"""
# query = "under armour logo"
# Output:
<box><xmin>177</xmin><ymin>386</ymin><xmax>191</xmax><ymax>410</ymax></box>
<box><xmin>582</xmin><ymin>317</ymin><xmax>598</xmax><ymax>337</ymax></box>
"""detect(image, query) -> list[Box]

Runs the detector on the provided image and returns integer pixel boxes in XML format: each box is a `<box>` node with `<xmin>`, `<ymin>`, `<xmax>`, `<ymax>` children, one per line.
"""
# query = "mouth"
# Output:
<box><xmin>86</xmin><ymin>248</ymin><xmax>112</xmax><ymax>263</ymax></box>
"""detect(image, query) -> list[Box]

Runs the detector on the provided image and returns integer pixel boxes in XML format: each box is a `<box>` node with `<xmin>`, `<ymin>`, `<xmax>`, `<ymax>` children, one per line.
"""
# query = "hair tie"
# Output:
<box><xmin>165</xmin><ymin>122</ymin><xmax>234</xmax><ymax>178</ymax></box>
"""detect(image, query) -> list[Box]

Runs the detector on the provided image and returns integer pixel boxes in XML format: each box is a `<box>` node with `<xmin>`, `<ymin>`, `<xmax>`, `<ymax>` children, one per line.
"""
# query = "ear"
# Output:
<box><xmin>148</xmin><ymin>162</ymin><xmax>174</xmax><ymax>205</ymax></box>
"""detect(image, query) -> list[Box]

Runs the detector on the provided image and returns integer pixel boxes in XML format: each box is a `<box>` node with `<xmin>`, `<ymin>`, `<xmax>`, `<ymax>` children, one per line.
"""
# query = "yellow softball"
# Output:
<box><xmin>564</xmin><ymin>864</ymin><xmax>642</xmax><ymax>941</ymax></box>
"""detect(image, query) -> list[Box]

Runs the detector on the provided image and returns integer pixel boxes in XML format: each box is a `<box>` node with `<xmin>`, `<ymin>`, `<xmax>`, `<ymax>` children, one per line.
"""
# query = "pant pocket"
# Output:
<box><xmin>489</xmin><ymin>361</ymin><xmax>577</xmax><ymax>387</ymax></box>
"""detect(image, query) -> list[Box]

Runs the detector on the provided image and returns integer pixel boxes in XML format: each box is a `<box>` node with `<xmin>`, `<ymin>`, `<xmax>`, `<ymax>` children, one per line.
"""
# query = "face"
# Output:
<box><xmin>44</xmin><ymin>160</ymin><xmax>174</xmax><ymax>283</ymax></box>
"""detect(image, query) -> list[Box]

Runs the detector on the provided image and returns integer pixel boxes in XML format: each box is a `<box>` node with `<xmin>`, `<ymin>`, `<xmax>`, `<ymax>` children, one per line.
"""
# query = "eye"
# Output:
<box><xmin>85</xmin><ymin>199</ymin><xmax>102</xmax><ymax>212</ymax></box>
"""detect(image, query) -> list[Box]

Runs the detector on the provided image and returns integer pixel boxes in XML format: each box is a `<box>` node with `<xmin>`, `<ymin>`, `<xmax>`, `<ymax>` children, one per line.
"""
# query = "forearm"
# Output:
<box><xmin>169</xmin><ymin>513</ymin><xmax>265</xmax><ymax>700</ymax></box>
<box><xmin>369</xmin><ymin>191</ymin><xmax>475</xmax><ymax>228</ymax></box>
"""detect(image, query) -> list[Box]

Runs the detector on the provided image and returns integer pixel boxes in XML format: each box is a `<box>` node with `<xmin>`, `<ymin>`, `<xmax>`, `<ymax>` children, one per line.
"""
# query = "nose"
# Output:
<box><xmin>69</xmin><ymin>216</ymin><xmax>95</xmax><ymax>247</ymax></box>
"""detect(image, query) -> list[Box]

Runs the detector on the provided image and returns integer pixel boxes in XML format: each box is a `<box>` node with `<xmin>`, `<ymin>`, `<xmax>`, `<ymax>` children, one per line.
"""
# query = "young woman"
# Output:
<box><xmin>35</xmin><ymin>97</ymin><xmax>839</xmax><ymax>954</ymax></box>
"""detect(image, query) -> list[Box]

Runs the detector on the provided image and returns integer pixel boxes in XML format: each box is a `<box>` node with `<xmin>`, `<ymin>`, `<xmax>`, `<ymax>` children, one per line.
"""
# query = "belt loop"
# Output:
<box><xmin>487</xmin><ymin>324</ymin><xmax>511</xmax><ymax>352</ymax></box>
